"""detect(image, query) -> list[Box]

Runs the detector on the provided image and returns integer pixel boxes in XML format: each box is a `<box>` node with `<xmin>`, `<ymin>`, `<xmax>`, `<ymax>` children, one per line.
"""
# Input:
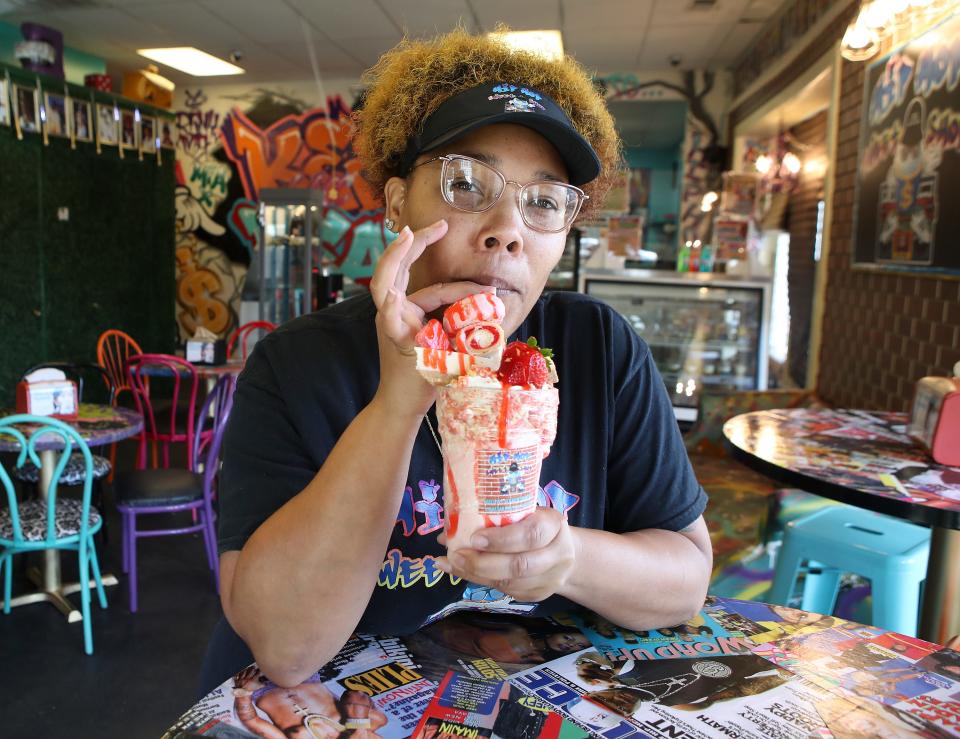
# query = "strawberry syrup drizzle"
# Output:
<box><xmin>498</xmin><ymin>382</ymin><xmax>510</xmax><ymax>448</ymax></box>
<box><xmin>445</xmin><ymin>467</ymin><xmax>459</xmax><ymax>537</ymax></box>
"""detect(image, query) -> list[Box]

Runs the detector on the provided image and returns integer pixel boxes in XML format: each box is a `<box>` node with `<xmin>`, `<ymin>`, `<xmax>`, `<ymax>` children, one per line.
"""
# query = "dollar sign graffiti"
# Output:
<box><xmin>176</xmin><ymin>245</ymin><xmax>230</xmax><ymax>335</ymax></box>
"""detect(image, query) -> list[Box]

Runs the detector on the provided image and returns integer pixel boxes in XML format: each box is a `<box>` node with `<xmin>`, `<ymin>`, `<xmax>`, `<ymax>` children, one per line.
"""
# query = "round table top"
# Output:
<box><xmin>0</xmin><ymin>403</ymin><xmax>143</xmax><ymax>451</ymax></box>
<box><xmin>138</xmin><ymin>358</ymin><xmax>245</xmax><ymax>380</ymax></box>
<box><xmin>723</xmin><ymin>408</ymin><xmax>960</xmax><ymax>529</ymax></box>
<box><xmin>163</xmin><ymin>598</ymin><xmax>960</xmax><ymax>738</ymax></box>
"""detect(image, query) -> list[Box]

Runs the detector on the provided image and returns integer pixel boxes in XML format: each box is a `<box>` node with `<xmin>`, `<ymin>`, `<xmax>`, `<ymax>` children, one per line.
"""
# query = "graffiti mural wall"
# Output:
<box><xmin>171</xmin><ymin>71</ymin><xmax>729</xmax><ymax>339</ymax></box>
<box><xmin>172</xmin><ymin>81</ymin><xmax>386</xmax><ymax>340</ymax></box>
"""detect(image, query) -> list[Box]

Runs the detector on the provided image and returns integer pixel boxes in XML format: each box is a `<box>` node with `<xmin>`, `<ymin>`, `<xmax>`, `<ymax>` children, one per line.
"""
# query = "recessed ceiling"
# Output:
<box><xmin>608</xmin><ymin>99</ymin><xmax>689</xmax><ymax>149</ymax></box>
<box><xmin>0</xmin><ymin>0</ymin><xmax>794</xmax><ymax>85</ymax></box>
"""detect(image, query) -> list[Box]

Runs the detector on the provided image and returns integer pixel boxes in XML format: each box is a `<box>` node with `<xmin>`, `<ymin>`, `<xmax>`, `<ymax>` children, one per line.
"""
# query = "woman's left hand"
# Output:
<box><xmin>436</xmin><ymin>508</ymin><xmax>578</xmax><ymax>602</ymax></box>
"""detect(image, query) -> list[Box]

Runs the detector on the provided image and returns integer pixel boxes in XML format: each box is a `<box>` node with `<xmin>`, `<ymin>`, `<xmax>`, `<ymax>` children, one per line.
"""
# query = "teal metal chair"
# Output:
<box><xmin>0</xmin><ymin>415</ymin><xmax>107</xmax><ymax>654</ymax></box>
<box><xmin>768</xmin><ymin>505</ymin><xmax>930</xmax><ymax>637</ymax></box>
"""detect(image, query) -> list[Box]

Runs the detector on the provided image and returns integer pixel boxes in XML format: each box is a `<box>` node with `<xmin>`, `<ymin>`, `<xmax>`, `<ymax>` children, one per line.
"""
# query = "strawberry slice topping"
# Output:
<box><xmin>497</xmin><ymin>338</ymin><xmax>551</xmax><ymax>387</ymax></box>
<box><xmin>415</xmin><ymin>319</ymin><xmax>451</xmax><ymax>350</ymax></box>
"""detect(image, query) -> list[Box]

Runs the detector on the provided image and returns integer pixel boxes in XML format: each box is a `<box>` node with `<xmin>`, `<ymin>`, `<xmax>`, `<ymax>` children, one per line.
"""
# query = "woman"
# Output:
<box><xmin>208</xmin><ymin>28</ymin><xmax>711</xmax><ymax>691</ymax></box>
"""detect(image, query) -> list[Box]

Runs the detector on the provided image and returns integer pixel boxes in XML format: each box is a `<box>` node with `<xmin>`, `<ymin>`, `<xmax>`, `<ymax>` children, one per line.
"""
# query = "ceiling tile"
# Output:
<box><xmin>565</xmin><ymin>39</ymin><xmax>642</xmax><ymax>74</ymax></box>
<box><xmin>198</xmin><ymin>0</ymin><xmax>309</xmax><ymax>45</ymax></box>
<box><xmin>562</xmin><ymin>0</ymin><xmax>653</xmax><ymax>33</ymax></box>
<box><xmin>709</xmin><ymin>21</ymin><xmax>765</xmax><ymax>66</ymax></box>
<box><xmin>637</xmin><ymin>24</ymin><xmax>721</xmax><ymax>68</ymax></box>
<box><xmin>648</xmin><ymin>0</ymin><xmax>750</xmax><ymax>27</ymax></box>
<box><xmin>285</xmin><ymin>0</ymin><xmax>399</xmax><ymax>39</ymax></box>
<box><xmin>468</xmin><ymin>0</ymin><xmax>561</xmax><ymax>32</ymax></box>
<box><xmin>263</xmin><ymin>38</ymin><xmax>367</xmax><ymax>77</ymax></box>
<box><xmin>123</xmin><ymin>2</ymin><xmax>247</xmax><ymax>49</ymax></box>
<box><xmin>380</xmin><ymin>0</ymin><xmax>477</xmax><ymax>36</ymax></box>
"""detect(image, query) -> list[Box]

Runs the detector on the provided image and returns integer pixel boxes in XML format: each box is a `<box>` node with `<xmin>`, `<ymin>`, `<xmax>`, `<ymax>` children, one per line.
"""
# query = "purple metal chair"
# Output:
<box><xmin>113</xmin><ymin>375</ymin><xmax>235</xmax><ymax>612</ymax></box>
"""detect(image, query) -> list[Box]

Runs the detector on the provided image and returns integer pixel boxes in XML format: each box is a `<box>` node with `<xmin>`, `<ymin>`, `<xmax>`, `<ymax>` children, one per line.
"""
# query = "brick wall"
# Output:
<box><xmin>732</xmin><ymin>2</ymin><xmax>960</xmax><ymax>411</ymax></box>
<box><xmin>785</xmin><ymin>111</ymin><xmax>828</xmax><ymax>388</ymax></box>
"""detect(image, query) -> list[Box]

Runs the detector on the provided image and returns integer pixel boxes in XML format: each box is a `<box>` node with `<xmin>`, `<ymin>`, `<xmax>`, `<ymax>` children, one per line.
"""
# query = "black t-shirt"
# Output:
<box><xmin>218</xmin><ymin>291</ymin><xmax>706</xmax><ymax>634</ymax></box>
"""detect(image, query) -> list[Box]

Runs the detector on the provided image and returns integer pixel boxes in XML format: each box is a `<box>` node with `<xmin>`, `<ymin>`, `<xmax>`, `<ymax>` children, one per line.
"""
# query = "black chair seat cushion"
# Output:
<box><xmin>11</xmin><ymin>452</ymin><xmax>112</xmax><ymax>485</ymax></box>
<box><xmin>114</xmin><ymin>469</ymin><xmax>204</xmax><ymax>508</ymax></box>
<box><xmin>0</xmin><ymin>499</ymin><xmax>101</xmax><ymax>541</ymax></box>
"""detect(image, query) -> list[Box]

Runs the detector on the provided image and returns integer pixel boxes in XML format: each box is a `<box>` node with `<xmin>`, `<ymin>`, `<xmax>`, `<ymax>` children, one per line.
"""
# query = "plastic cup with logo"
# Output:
<box><xmin>436</xmin><ymin>378</ymin><xmax>558</xmax><ymax>553</ymax></box>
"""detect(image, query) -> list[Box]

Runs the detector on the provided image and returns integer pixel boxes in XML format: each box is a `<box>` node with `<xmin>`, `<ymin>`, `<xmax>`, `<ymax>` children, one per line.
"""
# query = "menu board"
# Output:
<box><xmin>852</xmin><ymin>11</ymin><xmax>960</xmax><ymax>274</ymax></box>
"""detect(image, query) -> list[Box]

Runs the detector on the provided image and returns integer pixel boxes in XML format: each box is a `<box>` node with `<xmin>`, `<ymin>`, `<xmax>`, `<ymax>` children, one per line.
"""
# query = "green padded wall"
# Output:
<box><xmin>0</xmin><ymin>107</ymin><xmax>175</xmax><ymax>403</ymax></box>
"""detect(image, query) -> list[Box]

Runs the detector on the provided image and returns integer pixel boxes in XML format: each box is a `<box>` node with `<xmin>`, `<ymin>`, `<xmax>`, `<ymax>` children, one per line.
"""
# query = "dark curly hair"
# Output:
<box><xmin>352</xmin><ymin>27</ymin><xmax>622</xmax><ymax>219</ymax></box>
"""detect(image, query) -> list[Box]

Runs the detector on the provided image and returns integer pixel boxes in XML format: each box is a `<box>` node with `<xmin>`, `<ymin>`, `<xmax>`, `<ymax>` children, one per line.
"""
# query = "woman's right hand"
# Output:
<box><xmin>368</xmin><ymin>219</ymin><xmax>494</xmax><ymax>419</ymax></box>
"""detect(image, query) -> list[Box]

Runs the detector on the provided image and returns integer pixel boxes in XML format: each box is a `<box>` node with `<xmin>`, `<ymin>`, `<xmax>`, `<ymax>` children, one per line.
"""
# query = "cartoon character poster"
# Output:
<box><xmin>853</xmin><ymin>11</ymin><xmax>960</xmax><ymax>274</ymax></box>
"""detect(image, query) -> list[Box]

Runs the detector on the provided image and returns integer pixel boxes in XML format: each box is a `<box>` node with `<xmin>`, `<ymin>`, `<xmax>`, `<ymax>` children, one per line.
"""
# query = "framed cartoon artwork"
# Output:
<box><xmin>140</xmin><ymin>115</ymin><xmax>157</xmax><ymax>153</ymax></box>
<box><xmin>15</xmin><ymin>84</ymin><xmax>40</xmax><ymax>133</ymax></box>
<box><xmin>0</xmin><ymin>79</ymin><xmax>10</xmax><ymax>126</ymax></box>
<box><xmin>73</xmin><ymin>99</ymin><xmax>93</xmax><ymax>142</ymax></box>
<box><xmin>852</xmin><ymin>12</ymin><xmax>960</xmax><ymax>275</ymax></box>
<box><xmin>43</xmin><ymin>92</ymin><xmax>70</xmax><ymax>137</ymax></box>
<box><xmin>96</xmin><ymin>103</ymin><xmax>118</xmax><ymax>145</ymax></box>
<box><xmin>120</xmin><ymin>108</ymin><xmax>138</xmax><ymax>149</ymax></box>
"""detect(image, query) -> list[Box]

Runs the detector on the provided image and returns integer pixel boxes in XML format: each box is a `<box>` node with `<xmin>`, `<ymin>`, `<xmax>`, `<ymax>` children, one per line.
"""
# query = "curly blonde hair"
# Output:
<box><xmin>353</xmin><ymin>28</ymin><xmax>621</xmax><ymax>219</ymax></box>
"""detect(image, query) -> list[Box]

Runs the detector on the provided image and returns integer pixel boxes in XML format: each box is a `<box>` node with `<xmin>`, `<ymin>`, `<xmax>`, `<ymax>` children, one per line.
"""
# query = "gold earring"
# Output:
<box><xmin>384</xmin><ymin>218</ymin><xmax>396</xmax><ymax>232</ymax></box>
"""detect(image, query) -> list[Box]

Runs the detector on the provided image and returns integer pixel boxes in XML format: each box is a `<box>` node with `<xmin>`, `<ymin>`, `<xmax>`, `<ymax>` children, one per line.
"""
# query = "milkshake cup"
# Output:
<box><xmin>436</xmin><ymin>380</ymin><xmax>559</xmax><ymax>552</ymax></box>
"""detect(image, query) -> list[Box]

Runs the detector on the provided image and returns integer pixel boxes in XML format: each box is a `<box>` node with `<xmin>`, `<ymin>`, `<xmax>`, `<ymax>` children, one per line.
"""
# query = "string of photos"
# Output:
<box><xmin>0</xmin><ymin>69</ymin><xmax>173</xmax><ymax>164</ymax></box>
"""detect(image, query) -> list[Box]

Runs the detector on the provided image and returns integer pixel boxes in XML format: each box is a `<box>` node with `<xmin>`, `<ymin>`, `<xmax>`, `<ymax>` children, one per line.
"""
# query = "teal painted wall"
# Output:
<box><xmin>624</xmin><ymin>145</ymin><xmax>682</xmax><ymax>225</ymax></box>
<box><xmin>0</xmin><ymin>21</ymin><xmax>106</xmax><ymax>85</ymax></box>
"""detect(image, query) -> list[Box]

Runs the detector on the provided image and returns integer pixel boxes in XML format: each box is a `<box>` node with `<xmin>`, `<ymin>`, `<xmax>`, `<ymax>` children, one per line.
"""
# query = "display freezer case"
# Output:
<box><xmin>256</xmin><ymin>188</ymin><xmax>328</xmax><ymax>325</ymax></box>
<box><xmin>579</xmin><ymin>269</ymin><xmax>771</xmax><ymax>423</ymax></box>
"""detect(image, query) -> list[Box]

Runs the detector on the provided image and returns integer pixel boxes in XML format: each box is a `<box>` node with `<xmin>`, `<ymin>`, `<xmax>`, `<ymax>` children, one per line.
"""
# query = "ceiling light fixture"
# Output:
<box><xmin>137</xmin><ymin>47</ymin><xmax>244</xmax><ymax>76</ymax></box>
<box><xmin>487</xmin><ymin>30</ymin><xmax>564</xmax><ymax>61</ymax></box>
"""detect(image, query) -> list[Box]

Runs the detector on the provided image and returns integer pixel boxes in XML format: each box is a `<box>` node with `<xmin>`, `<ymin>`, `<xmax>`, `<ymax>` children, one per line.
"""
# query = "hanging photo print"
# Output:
<box><xmin>160</xmin><ymin>117</ymin><xmax>175</xmax><ymax>149</ymax></box>
<box><xmin>120</xmin><ymin>108</ymin><xmax>137</xmax><ymax>149</ymax></box>
<box><xmin>73</xmin><ymin>99</ymin><xmax>92</xmax><ymax>142</ymax></box>
<box><xmin>140</xmin><ymin>115</ymin><xmax>157</xmax><ymax>153</ymax></box>
<box><xmin>15</xmin><ymin>84</ymin><xmax>40</xmax><ymax>134</ymax></box>
<box><xmin>0</xmin><ymin>77</ymin><xmax>10</xmax><ymax>126</ymax></box>
<box><xmin>96</xmin><ymin>102</ymin><xmax>118</xmax><ymax>146</ymax></box>
<box><xmin>43</xmin><ymin>92</ymin><xmax>69</xmax><ymax>137</ymax></box>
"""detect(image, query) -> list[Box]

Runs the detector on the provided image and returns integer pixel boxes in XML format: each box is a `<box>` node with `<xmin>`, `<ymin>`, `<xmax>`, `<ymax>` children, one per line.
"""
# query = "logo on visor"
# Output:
<box><xmin>488</xmin><ymin>84</ymin><xmax>546</xmax><ymax>113</ymax></box>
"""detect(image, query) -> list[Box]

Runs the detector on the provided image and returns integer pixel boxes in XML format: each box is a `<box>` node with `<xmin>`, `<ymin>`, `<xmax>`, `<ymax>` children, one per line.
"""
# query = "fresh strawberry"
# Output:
<box><xmin>497</xmin><ymin>337</ymin><xmax>552</xmax><ymax>386</ymax></box>
<box><xmin>415</xmin><ymin>319</ymin><xmax>451</xmax><ymax>350</ymax></box>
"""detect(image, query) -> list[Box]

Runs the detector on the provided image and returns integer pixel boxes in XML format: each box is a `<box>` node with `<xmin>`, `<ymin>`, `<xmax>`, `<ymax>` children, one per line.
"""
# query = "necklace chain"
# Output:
<box><xmin>424</xmin><ymin>413</ymin><xmax>443</xmax><ymax>456</ymax></box>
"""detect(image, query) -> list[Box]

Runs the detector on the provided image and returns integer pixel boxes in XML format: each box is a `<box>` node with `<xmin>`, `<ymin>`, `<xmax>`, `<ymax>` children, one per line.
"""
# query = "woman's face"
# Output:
<box><xmin>385</xmin><ymin>123</ymin><xmax>571</xmax><ymax>335</ymax></box>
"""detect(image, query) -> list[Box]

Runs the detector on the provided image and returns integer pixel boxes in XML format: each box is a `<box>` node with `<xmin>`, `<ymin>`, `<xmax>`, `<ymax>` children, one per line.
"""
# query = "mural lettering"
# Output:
<box><xmin>176</xmin><ymin>89</ymin><xmax>222</xmax><ymax>160</ymax></box>
<box><xmin>869</xmin><ymin>53</ymin><xmax>915</xmax><ymax>126</ymax></box>
<box><xmin>219</xmin><ymin>99</ymin><xmax>379</xmax><ymax>211</ymax></box>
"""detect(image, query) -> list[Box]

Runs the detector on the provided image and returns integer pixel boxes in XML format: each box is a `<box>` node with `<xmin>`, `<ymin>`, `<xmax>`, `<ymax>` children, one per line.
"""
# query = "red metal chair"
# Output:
<box><xmin>227</xmin><ymin>320</ymin><xmax>276</xmax><ymax>361</ymax></box>
<box><xmin>127</xmin><ymin>354</ymin><xmax>204</xmax><ymax>471</ymax></box>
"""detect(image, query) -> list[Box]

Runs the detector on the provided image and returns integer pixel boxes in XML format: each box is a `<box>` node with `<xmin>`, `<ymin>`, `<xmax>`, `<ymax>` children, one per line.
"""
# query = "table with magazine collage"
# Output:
<box><xmin>163</xmin><ymin>596</ymin><xmax>960</xmax><ymax>739</ymax></box>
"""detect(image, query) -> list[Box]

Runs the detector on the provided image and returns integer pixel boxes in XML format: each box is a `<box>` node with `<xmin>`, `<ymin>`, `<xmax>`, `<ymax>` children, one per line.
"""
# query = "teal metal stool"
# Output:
<box><xmin>768</xmin><ymin>505</ymin><xmax>930</xmax><ymax>636</ymax></box>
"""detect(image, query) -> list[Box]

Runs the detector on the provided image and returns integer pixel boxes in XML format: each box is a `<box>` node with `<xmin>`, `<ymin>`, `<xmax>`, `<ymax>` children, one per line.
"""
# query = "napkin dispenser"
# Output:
<box><xmin>15</xmin><ymin>368</ymin><xmax>79</xmax><ymax>419</ymax></box>
<box><xmin>185</xmin><ymin>327</ymin><xmax>226</xmax><ymax>365</ymax></box>
<box><xmin>908</xmin><ymin>372</ymin><xmax>960</xmax><ymax>466</ymax></box>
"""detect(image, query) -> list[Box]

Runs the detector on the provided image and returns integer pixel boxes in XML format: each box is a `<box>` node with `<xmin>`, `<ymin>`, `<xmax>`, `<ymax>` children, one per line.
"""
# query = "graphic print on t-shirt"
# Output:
<box><xmin>380</xmin><ymin>478</ymin><xmax>581</xmax><ymax>625</ymax></box>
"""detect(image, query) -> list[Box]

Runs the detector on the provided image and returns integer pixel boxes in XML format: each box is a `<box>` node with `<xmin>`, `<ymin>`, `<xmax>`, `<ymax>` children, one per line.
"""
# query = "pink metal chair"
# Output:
<box><xmin>226</xmin><ymin>320</ymin><xmax>276</xmax><ymax>361</ymax></box>
<box><xmin>127</xmin><ymin>354</ymin><xmax>203</xmax><ymax>471</ymax></box>
<box><xmin>114</xmin><ymin>375</ymin><xmax>235</xmax><ymax>611</ymax></box>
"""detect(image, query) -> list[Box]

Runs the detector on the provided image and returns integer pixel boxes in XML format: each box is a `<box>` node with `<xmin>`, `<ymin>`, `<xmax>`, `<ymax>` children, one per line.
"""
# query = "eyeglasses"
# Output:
<box><xmin>410</xmin><ymin>154</ymin><xmax>588</xmax><ymax>233</ymax></box>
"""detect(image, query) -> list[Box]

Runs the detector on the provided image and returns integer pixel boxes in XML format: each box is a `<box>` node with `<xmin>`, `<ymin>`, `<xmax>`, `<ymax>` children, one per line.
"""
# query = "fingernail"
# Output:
<box><xmin>435</xmin><ymin>557</ymin><xmax>450</xmax><ymax>573</ymax></box>
<box><xmin>472</xmin><ymin>535</ymin><xmax>488</xmax><ymax>550</ymax></box>
<box><xmin>430</xmin><ymin>218</ymin><xmax>446</xmax><ymax>229</ymax></box>
<box><xmin>400</xmin><ymin>225</ymin><xmax>412</xmax><ymax>238</ymax></box>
